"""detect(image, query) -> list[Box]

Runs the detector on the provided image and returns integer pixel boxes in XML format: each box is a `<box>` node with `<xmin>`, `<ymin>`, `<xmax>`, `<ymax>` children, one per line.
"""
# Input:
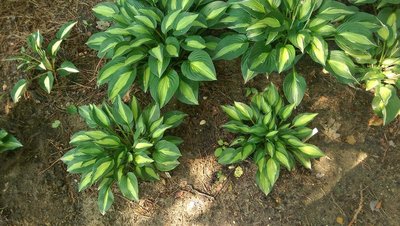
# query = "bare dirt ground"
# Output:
<box><xmin>0</xmin><ymin>1</ymin><xmax>399</xmax><ymax>225</ymax></box>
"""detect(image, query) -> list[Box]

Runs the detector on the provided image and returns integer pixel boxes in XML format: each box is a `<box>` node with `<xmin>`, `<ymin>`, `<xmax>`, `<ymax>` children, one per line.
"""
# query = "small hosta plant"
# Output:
<box><xmin>0</xmin><ymin>129</ymin><xmax>23</xmax><ymax>153</ymax></box>
<box><xmin>220</xmin><ymin>0</ymin><xmax>356</xmax><ymax>84</ymax></box>
<box><xmin>215</xmin><ymin>84</ymin><xmax>324</xmax><ymax>195</ymax></box>
<box><xmin>62</xmin><ymin>96</ymin><xmax>186</xmax><ymax>214</ymax></box>
<box><xmin>327</xmin><ymin>1</ymin><xmax>400</xmax><ymax>124</ymax></box>
<box><xmin>8</xmin><ymin>21</ymin><xmax>79</xmax><ymax>103</ymax></box>
<box><xmin>88</xmin><ymin>0</ymin><xmax>229</xmax><ymax>107</ymax></box>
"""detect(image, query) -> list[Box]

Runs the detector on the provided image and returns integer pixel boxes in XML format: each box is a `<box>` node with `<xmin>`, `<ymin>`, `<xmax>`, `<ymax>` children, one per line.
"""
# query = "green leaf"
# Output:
<box><xmin>98</xmin><ymin>181</ymin><xmax>114</xmax><ymax>215</ymax></box>
<box><xmin>173</xmin><ymin>12</ymin><xmax>198</xmax><ymax>35</ymax></box>
<box><xmin>93</xmin><ymin>2</ymin><xmax>119</xmax><ymax>20</ymax></box>
<box><xmin>181</xmin><ymin>50</ymin><xmax>216</xmax><ymax>81</ymax></box>
<box><xmin>307</xmin><ymin>36</ymin><xmax>328</xmax><ymax>66</ymax></box>
<box><xmin>91</xmin><ymin>157</ymin><xmax>114</xmax><ymax>183</ymax></box>
<box><xmin>108</xmin><ymin>67</ymin><xmax>137</xmax><ymax>101</ymax></box>
<box><xmin>164</xmin><ymin>111</ymin><xmax>187</xmax><ymax>128</ymax></box>
<box><xmin>297</xmin><ymin>145</ymin><xmax>325</xmax><ymax>158</ymax></box>
<box><xmin>372</xmin><ymin>85</ymin><xmax>400</xmax><ymax>125</ymax></box>
<box><xmin>325</xmin><ymin>50</ymin><xmax>358</xmax><ymax>84</ymax></box>
<box><xmin>58</xmin><ymin>61</ymin><xmax>79</xmax><ymax>77</ymax></box>
<box><xmin>112</xmin><ymin>97</ymin><xmax>133</xmax><ymax>126</ymax></box>
<box><xmin>0</xmin><ymin>130</ymin><xmax>23</xmax><ymax>153</ymax></box>
<box><xmin>86</xmin><ymin>32</ymin><xmax>110</xmax><ymax>51</ymax></box>
<box><xmin>119</xmin><ymin>172</ymin><xmax>139</xmax><ymax>201</ymax></box>
<box><xmin>48</xmin><ymin>39</ymin><xmax>63</xmax><ymax>56</ymax></box>
<box><xmin>213</xmin><ymin>34</ymin><xmax>248</xmax><ymax>60</ymax></box>
<box><xmin>292</xmin><ymin>113</ymin><xmax>318</xmax><ymax>128</ymax></box>
<box><xmin>283</xmin><ymin>70</ymin><xmax>306</xmax><ymax>106</ymax></box>
<box><xmin>161</xmin><ymin>10</ymin><xmax>182</xmax><ymax>34</ymax></box>
<box><xmin>165</xmin><ymin>37</ymin><xmax>180</xmax><ymax>57</ymax></box>
<box><xmin>38</xmin><ymin>72</ymin><xmax>54</xmax><ymax>94</ymax></box>
<box><xmin>255</xmin><ymin>166</ymin><xmax>272</xmax><ymax>196</ymax></box>
<box><xmin>234</xmin><ymin>102</ymin><xmax>253</xmax><ymax>120</ymax></box>
<box><xmin>11</xmin><ymin>79</ymin><xmax>28</xmax><ymax>103</ymax></box>
<box><xmin>97</xmin><ymin>58</ymin><xmax>127</xmax><ymax>85</ymax></box>
<box><xmin>56</xmin><ymin>21</ymin><xmax>77</xmax><ymax>40</ymax></box>
<box><xmin>277</xmin><ymin>44</ymin><xmax>296</xmax><ymax>73</ymax></box>
<box><xmin>200</xmin><ymin>1</ymin><xmax>228</xmax><ymax>27</ymax></box>
<box><xmin>176</xmin><ymin>78</ymin><xmax>199</xmax><ymax>105</ymax></box>
<box><xmin>154</xmin><ymin>70</ymin><xmax>180</xmax><ymax>107</ymax></box>
<box><xmin>184</xmin><ymin>36</ymin><xmax>207</xmax><ymax>51</ymax></box>
<box><xmin>92</xmin><ymin>105</ymin><xmax>111</xmax><ymax>128</ymax></box>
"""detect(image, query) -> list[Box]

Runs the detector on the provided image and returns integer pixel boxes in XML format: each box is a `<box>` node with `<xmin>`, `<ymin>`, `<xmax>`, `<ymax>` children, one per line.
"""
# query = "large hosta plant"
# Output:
<box><xmin>215</xmin><ymin>84</ymin><xmax>324</xmax><ymax>196</ymax></box>
<box><xmin>62</xmin><ymin>96</ymin><xmax>187</xmax><ymax>214</ymax></box>
<box><xmin>88</xmin><ymin>0</ymin><xmax>229</xmax><ymax>107</ymax></box>
<box><xmin>219</xmin><ymin>0</ymin><xmax>356</xmax><ymax>82</ymax></box>
<box><xmin>327</xmin><ymin>1</ymin><xmax>400</xmax><ymax>124</ymax></box>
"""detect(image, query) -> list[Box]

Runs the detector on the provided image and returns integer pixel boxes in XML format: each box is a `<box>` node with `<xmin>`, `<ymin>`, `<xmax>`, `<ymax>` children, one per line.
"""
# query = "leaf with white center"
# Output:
<box><xmin>181</xmin><ymin>50</ymin><xmax>216</xmax><ymax>81</ymax></box>
<box><xmin>48</xmin><ymin>39</ymin><xmax>63</xmax><ymax>56</ymax></box>
<box><xmin>56</xmin><ymin>21</ymin><xmax>77</xmax><ymax>40</ymax></box>
<box><xmin>283</xmin><ymin>70</ymin><xmax>306</xmax><ymax>106</ymax></box>
<box><xmin>58</xmin><ymin>61</ymin><xmax>79</xmax><ymax>77</ymax></box>
<box><xmin>213</xmin><ymin>34</ymin><xmax>248</xmax><ymax>60</ymax></box>
<box><xmin>39</xmin><ymin>71</ymin><xmax>54</xmax><ymax>94</ymax></box>
<box><xmin>86</xmin><ymin>32</ymin><xmax>109</xmax><ymax>51</ymax></box>
<box><xmin>11</xmin><ymin>79</ymin><xmax>28</xmax><ymax>103</ymax></box>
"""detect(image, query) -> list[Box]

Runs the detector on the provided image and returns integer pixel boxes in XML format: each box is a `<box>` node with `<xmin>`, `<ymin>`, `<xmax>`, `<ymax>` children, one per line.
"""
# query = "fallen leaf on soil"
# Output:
<box><xmin>346</xmin><ymin>135</ymin><xmax>357</xmax><ymax>145</ymax></box>
<box><xmin>368</xmin><ymin>115</ymin><xmax>383</xmax><ymax>127</ymax></box>
<box><xmin>200</xmin><ymin>120</ymin><xmax>206</xmax><ymax>125</ymax></box>
<box><xmin>369</xmin><ymin>200</ymin><xmax>382</xmax><ymax>211</ymax></box>
<box><xmin>96</xmin><ymin>21</ymin><xmax>110</xmax><ymax>30</ymax></box>
<box><xmin>2</xmin><ymin>84</ymin><xmax>7</xmax><ymax>91</ymax></box>
<box><xmin>321</xmin><ymin>118</ymin><xmax>341</xmax><ymax>142</ymax></box>
<box><xmin>336</xmin><ymin>216</ymin><xmax>344</xmax><ymax>225</ymax></box>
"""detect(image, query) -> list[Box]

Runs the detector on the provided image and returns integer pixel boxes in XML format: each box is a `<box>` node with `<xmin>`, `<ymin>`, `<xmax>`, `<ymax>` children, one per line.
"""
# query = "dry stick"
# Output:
<box><xmin>348</xmin><ymin>187</ymin><xmax>364</xmax><ymax>226</ymax></box>
<box><xmin>185</xmin><ymin>184</ymin><xmax>215</xmax><ymax>200</ymax></box>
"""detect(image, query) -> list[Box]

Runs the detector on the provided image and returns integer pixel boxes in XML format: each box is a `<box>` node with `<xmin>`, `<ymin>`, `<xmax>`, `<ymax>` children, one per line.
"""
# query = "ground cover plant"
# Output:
<box><xmin>327</xmin><ymin>0</ymin><xmax>400</xmax><ymax>124</ymax></box>
<box><xmin>215</xmin><ymin>83</ymin><xmax>324</xmax><ymax>195</ymax></box>
<box><xmin>62</xmin><ymin>95</ymin><xmax>186</xmax><ymax>214</ymax></box>
<box><xmin>87</xmin><ymin>0</ymin><xmax>229</xmax><ymax>107</ymax></box>
<box><xmin>218</xmin><ymin>0</ymin><xmax>357</xmax><ymax>105</ymax></box>
<box><xmin>0</xmin><ymin>129</ymin><xmax>23</xmax><ymax>153</ymax></box>
<box><xmin>1</xmin><ymin>0</ymin><xmax>400</xmax><ymax>224</ymax></box>
<box><xmin>8</xmin><ymin>21</ymin><xmax>79</xmax><ymax>103</ymax></box>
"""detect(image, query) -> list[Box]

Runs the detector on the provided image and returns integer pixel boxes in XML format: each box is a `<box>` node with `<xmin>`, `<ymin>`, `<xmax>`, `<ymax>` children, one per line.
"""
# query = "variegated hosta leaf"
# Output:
<box><xmin>0</xmin><ymin>129</ymin><xmax>23</xmax><ymax>153</ymax></box>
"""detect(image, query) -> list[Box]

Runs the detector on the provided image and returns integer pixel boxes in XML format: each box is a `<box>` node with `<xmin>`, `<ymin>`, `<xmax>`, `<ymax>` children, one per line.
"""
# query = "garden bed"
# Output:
<box><xmin>0</xmin><ymin>0</ymin><xmax>399</xmax><ymax>225</ymax></box>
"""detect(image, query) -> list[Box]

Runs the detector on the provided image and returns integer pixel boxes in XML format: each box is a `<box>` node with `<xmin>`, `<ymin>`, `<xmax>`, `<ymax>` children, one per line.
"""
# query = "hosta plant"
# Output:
<box><xmin>327</xmin><ymin>1</ymin><xmax>400</xmax><ymax>124</ymax></box>
<box><xmin>0</xmin><ymin>129</ymin><xmax>23</xmax><ymax>153</ymax></box>
<box><xmin>215</xmin><ymin>84</ymin><xmax>324</xmax><ymax>195</ymax></box>
<box><xmin>87</xmin><ymin>0</ymin><xmax>229</xmax><ymax>107</ymax></box>
<box><xmin>62</xmin><ymin>96</ymin><xmax>187</xmax><ymax>214</ymax></box>
<box><xmin>8</xmin><ymin>21</ymin><xmax>79</xmax><ymax>103</ymax></box>
<box><xmin>220</xmin><ymin>0</ymin><xmax>356</xmax><ymax>80</ymax></box>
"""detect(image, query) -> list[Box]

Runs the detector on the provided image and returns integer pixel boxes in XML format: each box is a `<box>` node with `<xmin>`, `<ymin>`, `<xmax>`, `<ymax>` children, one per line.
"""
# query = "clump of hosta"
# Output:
<box><xmin>215</xmin><ymin>84</ymin><xmax>324</xmax><ymax>195</ymax></box>
<box><xmin>88</xmin><ymin>0</ymin><xmax>229</xmax><ymax>106</ymax></box>
<box><xmin>220</xmin><ymin>0</ymin><xmax>357</xmax><ymax>83</ymax></box>
<box><xmin>8</xmin><ymin>21</ymin><xmax>79</xmax><ymax>103</ymax></box>
<box><xmin>327</xmin><ymin>1</ymin><xmax>400</xmax><ymax>124</ymax></box>
<box><xmin>0</xmin><ymin>129</ymin><xmax>23</xmax><ymax>153</ymax></box>
<box><xmin>62</xmin><ymin>96</ymin><xmax>187</xmax><ymax>214</ymax></box>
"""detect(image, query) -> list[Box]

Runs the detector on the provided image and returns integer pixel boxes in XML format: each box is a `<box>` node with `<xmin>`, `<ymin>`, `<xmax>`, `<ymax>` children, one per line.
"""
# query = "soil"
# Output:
<box><xmin>0</xmin><ymin>1</ymin><xmax>399</xmax><ymax>225</ymax></box>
